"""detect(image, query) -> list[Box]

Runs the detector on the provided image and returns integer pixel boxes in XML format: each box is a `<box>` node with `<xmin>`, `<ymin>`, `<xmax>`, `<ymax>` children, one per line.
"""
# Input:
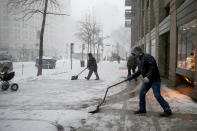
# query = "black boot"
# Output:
<box><xmin>85</xmin><ymin>77</ymin><xmax>89</xmax><ymax>80</ymax></box>
<box><xmin>134</xmin><ymin>110</ymin><xmax>146</xmax><ymax>114</ymax></box>
<box><xmin>94</xmin><ymin>71</ymin><xmax>100</xmax><ymax>80</ymax></box>
<box><xmin>160</xmin><ymin>112</ymin><xmax>172</xmax><ymax>117</ymax></box>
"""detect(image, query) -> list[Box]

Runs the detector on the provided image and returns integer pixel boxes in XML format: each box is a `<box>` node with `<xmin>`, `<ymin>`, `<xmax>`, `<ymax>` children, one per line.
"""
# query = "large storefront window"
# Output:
<box><xmin>177</xmin><ymin>19</ymin><xmax>196</xmax><ymax>71</ymax></box>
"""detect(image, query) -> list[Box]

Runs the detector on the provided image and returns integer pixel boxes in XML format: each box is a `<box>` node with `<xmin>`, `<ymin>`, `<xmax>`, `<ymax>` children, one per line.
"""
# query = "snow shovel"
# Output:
<box><xmin>71</xmin><ymin>68</ymin><xmax>87</xmax><ymax>80</ymax></box>
<box><xmin>88</xmin><ymin>78</ymin><xmax>130</xmax><ymax>114</ymax></box>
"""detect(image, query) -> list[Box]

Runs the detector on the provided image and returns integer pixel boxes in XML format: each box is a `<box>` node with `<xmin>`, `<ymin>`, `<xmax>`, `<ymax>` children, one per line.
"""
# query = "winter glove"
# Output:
<box><xmin>143</xmin><ymin>77</ymin><xmax>149</xmax><ymax>83</ymax></box>
<box><xmin>127</xmin><ymin>75</ymin><xmax>133</xmax><ymax>80</ymax></box>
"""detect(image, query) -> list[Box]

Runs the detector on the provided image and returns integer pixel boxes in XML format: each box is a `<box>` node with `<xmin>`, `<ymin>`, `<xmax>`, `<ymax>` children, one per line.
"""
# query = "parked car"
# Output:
<box><xmin>0</xmin><ymin>51</ymin><xmax>13</xmax><ymax>72</ymax></box>
<box><xmin>35</xmin><ymin>56</ymin><xmax>56</xmax><ymax>69</ymax></box>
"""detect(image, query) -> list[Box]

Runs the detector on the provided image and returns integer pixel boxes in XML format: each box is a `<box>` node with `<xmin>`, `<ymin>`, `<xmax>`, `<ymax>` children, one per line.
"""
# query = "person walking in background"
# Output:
<box><xmin>85</xmin><ymin>53</ymin><xmax>100</xmax><ymax>80</ymax></box>
<box><xmin>127</xmin><ymin>53</ymin><xmax>137</xmax><ymax>81</ymax></box>
<box><xmin>129</xmin><ymin>47</ymin><xmax>172</xmax><ymax>117</ymax></box>
<box><xmin>117</xmin><ymin>55</ymin><xmax>120</xmax><ymax>64</ymax></box>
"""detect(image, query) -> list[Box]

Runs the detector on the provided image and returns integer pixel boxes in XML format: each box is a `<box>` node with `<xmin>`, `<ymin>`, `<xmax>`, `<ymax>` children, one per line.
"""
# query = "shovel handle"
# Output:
<box><xmin>77</xmin><ymin>67</ymin><xmax>87</xmax><ymax>76</ymax></box>
<box><xmin>99</xmin><ymin>78</ymin><xmax>129</xmax><ymax>106</ymax></box>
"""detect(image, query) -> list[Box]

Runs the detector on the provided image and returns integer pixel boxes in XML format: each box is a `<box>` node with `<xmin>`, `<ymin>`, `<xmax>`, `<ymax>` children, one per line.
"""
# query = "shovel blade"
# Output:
<box><xmin>71</xmin><ymin>76</ymin><xmax>78</xmax><ymax>80</ymax></box>
<box><xmin>88</xmin><ymin>106</ymin><xmax>100</xmax><ymax>114</ymax></box>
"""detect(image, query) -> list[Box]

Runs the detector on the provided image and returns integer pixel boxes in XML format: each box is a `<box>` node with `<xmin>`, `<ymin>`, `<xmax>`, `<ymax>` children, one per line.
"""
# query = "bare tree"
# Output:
<box><xmin>76</xmin><ymin>16</ymin><xmax>91</xmax><ymax>53</ymax></box>
<box><xmin>92</xmin><ymin>20</ymin><xmax>101</xmax><ymax>57</ymax></box>
<box><xmin>8</xmin><ymin>0</ymin><xmax>69</xmax><ymax>76</ymax></box>
<box><xmin>95</xmin><ymin>37</ymin><xmax>102</xmax><ymax>61</ymax></box>
<box><xmin>76</xmin><ymin>13</ymin><xmax>101</xmax><ymax>56</ymax></box>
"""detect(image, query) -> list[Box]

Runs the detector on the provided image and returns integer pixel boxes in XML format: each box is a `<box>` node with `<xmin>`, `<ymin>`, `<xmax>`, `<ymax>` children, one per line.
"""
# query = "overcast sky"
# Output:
<box><xmin>70</xmin><ymin>0</ymin><xmax>125</xmax><ymax>35</ymax></box>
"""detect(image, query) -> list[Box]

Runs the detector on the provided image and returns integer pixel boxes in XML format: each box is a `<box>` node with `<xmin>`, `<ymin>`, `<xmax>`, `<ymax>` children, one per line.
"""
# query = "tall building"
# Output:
<box><xmin>127</xmin><ymin>0</ymin><xmax>197</xmax><ymax>90</ymax></box>
<box><xmin>0</xmin><ymin>0</ymin><xmax>72</xmax><ymax>61</ymax></box>
<box><xmin>125</xmin><ymin>0</ymin><xmax>131</xmax><ymax>28</ymax></box>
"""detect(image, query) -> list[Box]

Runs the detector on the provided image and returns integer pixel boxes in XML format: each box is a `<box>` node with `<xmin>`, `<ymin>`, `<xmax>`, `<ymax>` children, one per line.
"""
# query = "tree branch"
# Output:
<box><xmin>46</xmin><ymin>12</ymin><xmax>70</xmax><ymax>16</ymax></box>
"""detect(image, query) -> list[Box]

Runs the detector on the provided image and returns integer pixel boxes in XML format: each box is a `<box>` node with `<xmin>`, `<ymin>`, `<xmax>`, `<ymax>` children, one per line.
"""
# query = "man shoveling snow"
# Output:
<box><xmin>129</xmin><ymin>47</ymin><xmax>172</xmax><ymax>117</ymax></box>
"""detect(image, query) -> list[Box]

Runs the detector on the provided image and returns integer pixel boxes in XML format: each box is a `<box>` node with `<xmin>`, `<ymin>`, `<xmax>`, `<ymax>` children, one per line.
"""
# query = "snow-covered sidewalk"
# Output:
<box><xmin>0</xmin><ymin>60</ymin><xmax>197</xmax><ymax>131</ymax></box>
<box><xmin>0</xmin><ymin>60</ymin><xmax>129</xmax><ymax>131</ymax></box>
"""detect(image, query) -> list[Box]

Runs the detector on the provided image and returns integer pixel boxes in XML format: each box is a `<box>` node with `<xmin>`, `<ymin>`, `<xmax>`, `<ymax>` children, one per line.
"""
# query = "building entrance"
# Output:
<box><xmin>159</xmin><ymin>32</ymin><xmax>170</xmax><ymax>78</ymax></box>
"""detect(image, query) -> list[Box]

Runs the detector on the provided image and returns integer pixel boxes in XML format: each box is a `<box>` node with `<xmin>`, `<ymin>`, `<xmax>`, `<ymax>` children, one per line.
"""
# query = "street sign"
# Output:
<box><xmin>71</xmin><ymin>43</ymin><xmax>74</xmax><ymax>53</ymax></box>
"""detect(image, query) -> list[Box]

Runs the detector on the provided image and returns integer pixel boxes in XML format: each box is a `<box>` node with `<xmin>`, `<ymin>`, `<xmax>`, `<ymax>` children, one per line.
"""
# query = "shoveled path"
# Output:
<box><xmin>77</xmin><ymin>80</ymin><xmax>197</xmax><ymax>131</ymax></box>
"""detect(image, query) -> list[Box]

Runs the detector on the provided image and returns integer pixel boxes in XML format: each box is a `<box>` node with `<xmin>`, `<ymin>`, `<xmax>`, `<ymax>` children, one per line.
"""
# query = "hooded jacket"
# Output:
<box><xmin>87</xmin><ymin>54</ymin><xmax>97</xmax><ymax>71</ymax></box>
<box><xmin>132</xmin><ymin>53</ymin><xmax>160</xmax><ymax>82</ymax></box>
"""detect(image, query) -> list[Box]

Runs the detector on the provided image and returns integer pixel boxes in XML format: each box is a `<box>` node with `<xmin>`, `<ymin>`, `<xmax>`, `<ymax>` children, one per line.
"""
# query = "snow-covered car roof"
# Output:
<box><xmin>0</xmin><ymin>60</ymin><xmax>12</xmax><ymax>64</ymax></box>
<box><xmin>36</xmin><ymin>56</ymin><xmax>56</xmax><ymax>60</ymax></box>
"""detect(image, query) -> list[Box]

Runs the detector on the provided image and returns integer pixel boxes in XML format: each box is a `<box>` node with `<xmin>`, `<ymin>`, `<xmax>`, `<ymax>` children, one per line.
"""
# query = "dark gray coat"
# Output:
<box><xmin>87</xmin><ymin>56</ymin><xmax>97</xmax><ymax>71</ymax></box>
<box><xmin>127</xmin><ymin>55</ymin><xmax>137</xmax><ymax>68</ymax></box>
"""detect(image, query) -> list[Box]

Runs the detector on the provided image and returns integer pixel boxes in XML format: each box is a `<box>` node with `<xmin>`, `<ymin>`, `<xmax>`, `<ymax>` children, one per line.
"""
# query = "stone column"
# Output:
<box><xmin>131</xmin><ymin>0</ymin><xmax>133</xmax><ymax>48</ymax></box>
<box><xmin>169</xmin><ymin>0</ymin><xmax>178</xmax><ymax>87</ymax></box>
<box><xmin>148</xmin><ymin>0</ymin><xmax>153</xmax><ymax>54</ymax></box>
<box><xmin>143</xmin><ymin>0</ymin><xmax>149</xmax><ymax>52</ymax></box>
<box><xmin>143</xmin><ymin>0</ymin><xmax>146</xmax><ymax>52</ymax></box>
<box><xmin>131</xmin><ymin>0</ymin><xmax>136</xmax><ymax>48</ymax></box>
<box><xmin>154</xmin><ymin>0</ymin><xmax>160</xmax><ymax>62</ymax></box>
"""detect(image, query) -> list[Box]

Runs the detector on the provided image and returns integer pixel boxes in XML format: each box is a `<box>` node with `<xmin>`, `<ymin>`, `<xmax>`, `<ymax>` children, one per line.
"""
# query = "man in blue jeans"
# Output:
<box><xmin>129</xmin><ymin>47</ymin><xmax>172</xmax><ymax>117</ymax></box>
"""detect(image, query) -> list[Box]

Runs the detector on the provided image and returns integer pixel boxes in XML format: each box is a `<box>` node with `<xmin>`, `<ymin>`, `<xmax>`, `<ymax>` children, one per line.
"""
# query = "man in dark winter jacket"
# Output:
<box><xmin>129</xmin><ymin>47</ymin><xmax>172</xmax><ymax>117</ymax></box>
<box><xmin>85</xmin><ymin>53</ymin><xmax>100</xmax><ymax>80</ymax></box>
<box><xmin>127</xmin><ymin>54</ymin><xmax>137</xmax><ymax>81</ymax></box>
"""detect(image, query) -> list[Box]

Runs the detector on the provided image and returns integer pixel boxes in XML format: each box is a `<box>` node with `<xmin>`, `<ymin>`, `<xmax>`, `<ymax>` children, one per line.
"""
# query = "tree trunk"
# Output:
<box><xmin>87</xmin><ymin>38</ymin><xmax>90</xmax><ymax>53</ymax></box>
<box><xmin>93</xmin><ymin>34</ymin><xmax>95</xmax><ymax>57</ymax></box>
<box><xmin>90</xmin><ymin>37</ymin><xmax>92</xmax><ymax>53</ymax></box>
<box><xmin>37</xmin><ymin>0</ymin><xmax>48</xmax><ymax>76</ymax></box>
<box><xmin>96</xmin><ymin>46</ymin><xmax>99</xmax><ymax>62</ymax></box>
<box><xmin>93</xmin><ymin>44</ymin><xmax>95</xmax><ymax>57</ymax></box>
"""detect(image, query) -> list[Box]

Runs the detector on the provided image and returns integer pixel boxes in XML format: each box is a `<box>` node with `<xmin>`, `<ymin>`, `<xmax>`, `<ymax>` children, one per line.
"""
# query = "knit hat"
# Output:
<box><xmin>131</xmin><ymin>47</ymin><xmax>143</xmax><ymax>56</ymax></box>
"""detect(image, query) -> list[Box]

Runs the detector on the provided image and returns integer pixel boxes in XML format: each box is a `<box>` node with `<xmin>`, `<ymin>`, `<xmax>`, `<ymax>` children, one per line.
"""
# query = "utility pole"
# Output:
<box><xmin>80</xmin><ymin>44</ymin><xmax>85</xmax><ymax>67</ymax></box>
<box><xmin>70</xmin><ymin>43</ymin><xmax>74</xmax><ymax>70</ymax></box>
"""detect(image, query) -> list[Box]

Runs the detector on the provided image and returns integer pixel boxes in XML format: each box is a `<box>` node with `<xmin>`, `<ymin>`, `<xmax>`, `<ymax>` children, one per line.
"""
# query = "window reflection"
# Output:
<box><xmin>177</xmin><ymin>19</ymin><xmax>196</xmax><ymax>71</ymax></box>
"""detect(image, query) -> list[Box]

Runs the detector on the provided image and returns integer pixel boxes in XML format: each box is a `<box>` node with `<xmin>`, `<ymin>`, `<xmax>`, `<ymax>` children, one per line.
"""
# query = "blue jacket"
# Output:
<box><xmin>132</xmin><ymin>53</ymin><xmax>160</xmax><ymax>82</ymax></box>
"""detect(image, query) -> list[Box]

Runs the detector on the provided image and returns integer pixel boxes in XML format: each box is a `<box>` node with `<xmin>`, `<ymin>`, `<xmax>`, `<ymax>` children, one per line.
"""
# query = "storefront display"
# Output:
<box><xmin>177</xmin><ymin>19</ymin><xmax>196</xmax><ymax>71</ymax></box>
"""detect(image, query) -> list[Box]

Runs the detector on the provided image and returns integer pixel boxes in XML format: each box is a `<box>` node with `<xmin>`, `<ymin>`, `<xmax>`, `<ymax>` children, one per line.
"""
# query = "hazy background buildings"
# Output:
<box><xmin>0</xmin><ymin>0</ymin><xmax>74</xmax><ymax>61</ymax></box>
<box><xmin>0</xmin><ymin>0</ymin><xmax>131</xmax><ymax>61</ymax></box>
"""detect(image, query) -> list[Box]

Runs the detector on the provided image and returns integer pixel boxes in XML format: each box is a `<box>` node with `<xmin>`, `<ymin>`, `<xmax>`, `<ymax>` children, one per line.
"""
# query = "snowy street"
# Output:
<box><xmin>1</xmin><ymin>0</ymin><xmax>197</xmax><ymax>130</ymax></box>
<box><xmin>0</xmin><ymin>60</ymin><xmax>197</xmax><ymax>131</ymax></box>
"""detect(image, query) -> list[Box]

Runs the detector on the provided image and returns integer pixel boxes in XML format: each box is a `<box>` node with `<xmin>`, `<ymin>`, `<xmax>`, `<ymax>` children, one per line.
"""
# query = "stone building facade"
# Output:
<box><xmin>127</xmin><ymin>0</ymin><xmax>197</xmax><ymax>89</ymax></box>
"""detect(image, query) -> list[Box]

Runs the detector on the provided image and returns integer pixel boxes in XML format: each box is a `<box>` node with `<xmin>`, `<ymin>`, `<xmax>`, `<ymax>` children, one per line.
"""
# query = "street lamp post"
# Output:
<box><xmin>70</xmin><ymin>43</ymin><xmax>74</xmax><ymax>70</ymax></box>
